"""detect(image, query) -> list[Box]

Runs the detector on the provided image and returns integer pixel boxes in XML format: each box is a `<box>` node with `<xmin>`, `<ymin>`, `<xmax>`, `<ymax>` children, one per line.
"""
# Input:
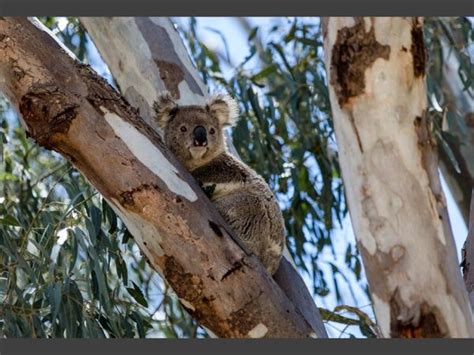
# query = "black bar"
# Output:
<box><xmin>0</xmin><ymin>0</ymin><xmax>473</xmax><ymax>16</ymax></box>
<box><xmin>0</xmin><ymin>339</ymin><xmax>473</xmax><ymax>355</ymax></box>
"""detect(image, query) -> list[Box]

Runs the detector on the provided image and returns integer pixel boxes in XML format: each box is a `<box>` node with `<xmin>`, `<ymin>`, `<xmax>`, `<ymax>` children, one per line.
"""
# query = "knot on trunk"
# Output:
<box><xmin>19</xmin><ymin>83</ymin><xmax>78</xmax><ymax>148</ymax></box>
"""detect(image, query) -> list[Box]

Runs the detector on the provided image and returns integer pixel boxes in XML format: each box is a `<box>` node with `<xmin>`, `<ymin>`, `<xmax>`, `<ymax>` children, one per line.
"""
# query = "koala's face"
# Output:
<box><xmin>154</xmin><ymin>92</ymin><xmax>238</xmax><ymax>170</ymax></box>
<box><xmin>163</xmin><ymin>106</ymin><xmax>225</xmax><ymax>166</ymax></box>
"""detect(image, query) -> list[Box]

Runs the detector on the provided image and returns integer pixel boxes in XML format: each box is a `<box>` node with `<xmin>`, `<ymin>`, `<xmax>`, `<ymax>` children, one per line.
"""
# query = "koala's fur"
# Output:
<box><xmin>153</xmin><ymin>92</ymin><xmax>285</xmax><ymax>274</ymax></box>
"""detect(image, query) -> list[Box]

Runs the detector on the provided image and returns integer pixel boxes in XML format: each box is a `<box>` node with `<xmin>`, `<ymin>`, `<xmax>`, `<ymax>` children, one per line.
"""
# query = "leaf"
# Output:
<box><xmin>0</xmin><ymin>214</ymin><xmax>20</xmax><ymax>227</ymax></box>
<box><xmin>122</xmin><ymin>228</ymin><xmax>133</xmax><ymax>244</ymax></box>
<box><xmin>130</xmin><ymin>311</ymin><xmax>147</xmax><ymax>337</ymax></box>
<box><xmin>204</xmin><ymin>27</ymin><xmax>231</xmax><ymax>64</ymax></box>
<box><xmin>68</xmin><ymin>232</ymin><xmax>78</xmax><ymax>272</ymax></box>
<box><xmin>250</xmin><ymin>65</ymin><xmax>278</xmax><ymax>83</ymax></box>
<box><xmin>318</xmin><ymin>307</ymin><xmax>359</xmax><ymax>325</ymax></box>
<box><xmin>435</xmin><ymin>131</ymin><xmax>461</xmax><ymax>174</ymax></box>
<box><xmin>49</xmin><ymin>281</ymin><xmax>63</xmax><ymax>323</ymax></box>
<box><xmin>247</xmin><ymin>26</ymin><xmax>259</xmax><ymax>41</ymax></box>
<box><xmin>115</xmin><ymin>256</ymin><xmax>128</xmax><ymax>285</ymax></box>
<box><xmin>126</xmin><ymin>282</ymin><xmax>148</xmax><ymax>308</ymax></box>
<box><xmin>102</xmin><ymin>199</ymin><xmax>117</xmax><ymax>234</ymax></box>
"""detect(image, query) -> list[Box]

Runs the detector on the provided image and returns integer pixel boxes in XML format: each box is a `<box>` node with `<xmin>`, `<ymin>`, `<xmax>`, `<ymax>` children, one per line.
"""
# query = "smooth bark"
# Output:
<box><xmin>323</xmin><ymin>17</ymin><xmax>473</xmax><ymax>338</ymax></box>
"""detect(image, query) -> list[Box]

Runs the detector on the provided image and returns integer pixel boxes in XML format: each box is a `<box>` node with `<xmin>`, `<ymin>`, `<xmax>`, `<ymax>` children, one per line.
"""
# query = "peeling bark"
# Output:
<box><xmin>0</xmin><ymin>17</ymin><xmax>318</xmax><ymax>338</ymax></box>
<box><xmin>79</xmin><ymin>17</ymin><xmax>327</xmax><ymax>338</ymax></box>
<box><xmin>329</xmin><ymin>17</ymin><xmax>390</xmax><ymax>108</ymax></box>
<box><xmin>410</xmin><ymin>18</ymin><xmax>426</xmax><ymax>78</ymax></box>
<box><xmin>324</xmin><ymin>17</ymin><xmax>473</xmax><ymax>338</ymax></box>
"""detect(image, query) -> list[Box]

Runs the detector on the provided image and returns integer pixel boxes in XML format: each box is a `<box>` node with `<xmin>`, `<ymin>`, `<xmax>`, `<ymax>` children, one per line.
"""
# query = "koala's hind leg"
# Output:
<box><xmin>213</xmin><ymin>192</ymin><xmax>284</xmax><ymax>274</ymax></box>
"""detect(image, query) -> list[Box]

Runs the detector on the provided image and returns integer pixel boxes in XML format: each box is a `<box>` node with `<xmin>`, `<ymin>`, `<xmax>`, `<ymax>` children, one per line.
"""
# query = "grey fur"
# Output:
<box><xmin>154</xmin><ymin>91</ymin><xmax>285</xmax><ymax>274</ymax></box>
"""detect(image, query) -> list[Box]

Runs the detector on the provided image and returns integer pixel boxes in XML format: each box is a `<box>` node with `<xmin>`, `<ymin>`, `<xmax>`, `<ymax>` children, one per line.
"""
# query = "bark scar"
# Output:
<box><xmin>330</xmin><ymin>17</ymin><xmax>390</xmax><ymax>108</ymax></box>
<box><xmin>410</xmin><ymin>18</ymin><xmax>426</xmax><ymax>78</ymax></box>
<box><xmin>348</xmin><ymin>111</ymin><xmax>364</xmax><ymax>152</ymax></box>
<box><xmin>19</xmin><ymin>83</ymin><xmax>79</xmax><ymax>149</ymax></box>
<box><xmin>135</xmin><ymin>18</ymin><xmax>203</xmax><ymax>99</ymax></box>
<box><xmin>390</xmin><ymin>289</ymin><xmax>446</xmax><ymax>337</ymax></box>
<box><xmin>120</xmin><ymin>184</ymin><xmax>160</xmax><ymax>207</ymax></box>
<box><xmin>220</xmin><ymin>260</ymin><xmax>244</xmax><ymax>281</ymax></box>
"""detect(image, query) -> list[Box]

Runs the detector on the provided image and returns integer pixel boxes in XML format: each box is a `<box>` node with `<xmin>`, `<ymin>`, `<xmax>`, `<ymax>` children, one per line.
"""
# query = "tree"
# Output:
<box><xmin>323</xmin><ymin>17</ymin><xmax>473</xmax><ymax>337</ymax></box>
<box><xmin>0</xmin><ymin>17</ymin><xmax>327</xmax><ymax>338</ymax></box>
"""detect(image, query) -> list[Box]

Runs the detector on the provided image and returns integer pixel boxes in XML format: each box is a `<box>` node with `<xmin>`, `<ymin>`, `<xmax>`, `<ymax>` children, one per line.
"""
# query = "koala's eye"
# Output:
<box><xmin>209</xmin><ymin>128</ymin><xmax>216</xmax><ymax>135</ymax></box>
<box><xmin>180</xmin><ymin>126</ymin><xmax>187</xmax><ymax>132</ymax></box>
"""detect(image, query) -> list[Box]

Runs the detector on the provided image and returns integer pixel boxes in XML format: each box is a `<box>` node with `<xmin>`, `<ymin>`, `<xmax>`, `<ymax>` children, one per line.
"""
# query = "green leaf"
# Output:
<box><xmin>126</xmin><ymin>282</ymin><xmax>148</xmax><ymax>308</ymax></box>
<box><xmin>247</xmin><ymin>26</ymin><xmax>259</xmax><ymax>41</ymax></box>
<box><xmin>250</xmin><ymin>65</ymin><xmax>278</xmax><ymax>83</ymax></box>
<box><xmin>0</xmin><ymin>214</ymin><xmax>20</xmax><ymax>227</ymax></box>
<box><xmin>49</xmin><ymin>281</ymin><xmax>63</xmax><ymax>323</ymax></box>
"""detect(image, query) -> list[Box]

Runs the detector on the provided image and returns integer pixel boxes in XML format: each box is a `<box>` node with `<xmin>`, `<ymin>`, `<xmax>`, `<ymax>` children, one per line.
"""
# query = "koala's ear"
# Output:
<box><xmin>153</xmin><ymin>91</ymin><xmax>178</xmax><ymax>129</ymax></box>
<box><xmin>206</xmin><ymin>93</ymin><xmax>239</xmax><ymax>127</ymax></box>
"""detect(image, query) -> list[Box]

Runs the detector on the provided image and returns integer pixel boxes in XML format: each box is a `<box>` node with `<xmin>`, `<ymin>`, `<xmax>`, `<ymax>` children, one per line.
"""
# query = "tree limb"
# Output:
<box><xmin>323</xmin><ymin>17</ymin><xmax>473</xmax><ymax>338</ymax></box>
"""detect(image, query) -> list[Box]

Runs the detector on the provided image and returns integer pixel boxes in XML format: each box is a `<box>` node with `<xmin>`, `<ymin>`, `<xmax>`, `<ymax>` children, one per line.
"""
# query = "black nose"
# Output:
<box><xmin>193</xmin><ymin>126</ymin><xmax>207</xmax><ymax>147</ymax></box>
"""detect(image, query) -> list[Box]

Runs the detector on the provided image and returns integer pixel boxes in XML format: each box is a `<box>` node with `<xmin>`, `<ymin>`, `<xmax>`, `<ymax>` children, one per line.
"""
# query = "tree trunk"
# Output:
<box><xmin>79</xmin><ymin>17</ymin><xmax>327</xmax><ymax>338</ymax></box>
<box><xmin>0</xmin><ymin>17</ymin><xmax>319</xmax><ymax>338</ymax></box>
<box><xmin>323</xmin><ymin>17</ymin><xmax>473</xmax><ymax>338</ymax></box>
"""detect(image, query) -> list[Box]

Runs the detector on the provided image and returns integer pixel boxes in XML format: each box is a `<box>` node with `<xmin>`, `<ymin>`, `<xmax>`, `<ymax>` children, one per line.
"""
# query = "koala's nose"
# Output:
<box><xmin>193</xmin><ymin>126</ymin><xmax>207</xmax><ymax>147</ymax></box>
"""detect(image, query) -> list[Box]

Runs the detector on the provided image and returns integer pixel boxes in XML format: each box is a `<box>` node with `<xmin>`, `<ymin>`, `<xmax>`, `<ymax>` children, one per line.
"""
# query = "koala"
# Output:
<box><xmin>153</xmin><ymin>91</ymin><xmax>285</xmax><ymax>275</ymax></box>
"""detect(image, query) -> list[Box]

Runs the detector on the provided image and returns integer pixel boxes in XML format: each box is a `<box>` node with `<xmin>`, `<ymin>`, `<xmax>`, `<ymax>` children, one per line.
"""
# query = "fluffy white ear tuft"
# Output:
<box><xmin>153</xmin><ymin>91</ymin><xmax>178</xmax><ymax>129</ymax></box>
<box><xmin>206</xmin><ymin>93</ymin><xmax>239</xmax><ymax>127</ymax></box>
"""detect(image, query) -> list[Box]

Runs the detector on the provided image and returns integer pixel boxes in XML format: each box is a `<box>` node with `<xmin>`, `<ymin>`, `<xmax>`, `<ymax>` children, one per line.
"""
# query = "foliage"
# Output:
<box><xmin>424</xmin><ymin>17</ymin><xmax>473</xmax><ymax>184</ymax></box>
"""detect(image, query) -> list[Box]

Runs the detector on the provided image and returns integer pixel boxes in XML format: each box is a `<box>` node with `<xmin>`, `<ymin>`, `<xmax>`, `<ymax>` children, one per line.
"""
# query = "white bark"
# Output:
<box><xmin>323</xmin><ymin>17</ymin><xmax>473</xmax><ymax>338</ymax></box>
<box><xmin>79</xmin><ymin>17</ymin><xmax>327</xmax><ymax>338</ymax></box>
